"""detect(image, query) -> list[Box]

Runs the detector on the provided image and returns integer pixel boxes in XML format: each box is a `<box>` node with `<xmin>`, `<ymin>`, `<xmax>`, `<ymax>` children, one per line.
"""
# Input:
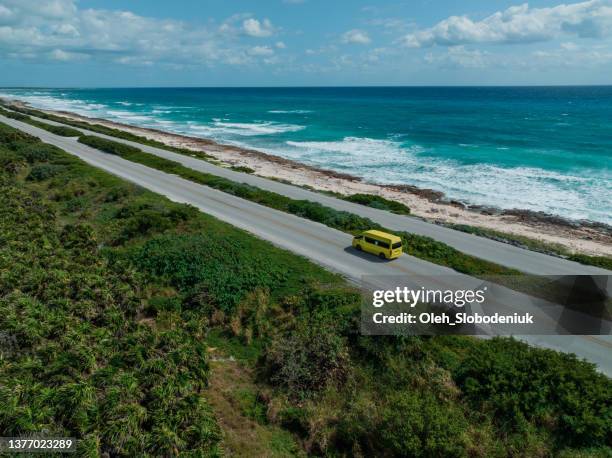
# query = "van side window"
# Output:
<box><xmin>364</xmin><ymin>237</ymin><xmax>376</xmax><ymax>245</ymax></box>
<box><xmin>378</xmin><ymin>241</ymin><xmax>390</xmax><ymax>249</ymax></box>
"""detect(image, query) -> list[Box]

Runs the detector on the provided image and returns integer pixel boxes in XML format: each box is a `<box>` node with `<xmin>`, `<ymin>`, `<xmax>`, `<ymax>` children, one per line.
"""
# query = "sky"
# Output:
<box><xmin>0</xmin><ymin>0</ymin><xmax>611</xmax><ymax>86</ymax></box>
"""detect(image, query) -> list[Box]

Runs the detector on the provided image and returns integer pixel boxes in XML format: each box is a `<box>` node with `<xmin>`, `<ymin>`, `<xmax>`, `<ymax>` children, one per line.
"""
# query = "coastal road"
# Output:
<box><xmin>15</xmin><ymin>109</ymin><xmax>612</xmax><ymax>276</ymax></box>
<box><xmin>2</xmin><ymin>114</ymin><xmax>611</xmax><ymax>375</ymax></box>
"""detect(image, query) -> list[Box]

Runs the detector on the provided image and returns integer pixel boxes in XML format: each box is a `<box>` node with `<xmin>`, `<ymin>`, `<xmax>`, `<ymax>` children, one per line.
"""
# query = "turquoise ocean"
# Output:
<box><xmin>1</xmin><ymin>86</ymin><xmax>610</xmax><ymax>225</ymax></box>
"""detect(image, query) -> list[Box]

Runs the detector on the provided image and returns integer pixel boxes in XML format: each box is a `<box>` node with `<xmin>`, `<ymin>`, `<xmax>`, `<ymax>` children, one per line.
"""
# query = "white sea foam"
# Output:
<box><xmin>0</xmin><ymin>92</ymin><xmax>108</xmax><ymax>117</ymax></box>
<box><xmin>189</xmin><ymin>121</ymin><xmax>305</xmax><ymax>137</ymax></box>
<box><xmin>283</xmin><ymin>136</ymin><xmax>612</xmax><ymax>224</ymax></box>
<box><xmin>106</xmin><ymin>110</ymin><xmax>154</xmax><ymax>123</ymax></box>
<box><xmin>268</xmin><ymin>109</ymin><xmax>313</xmax><ymax>114</ymax></box>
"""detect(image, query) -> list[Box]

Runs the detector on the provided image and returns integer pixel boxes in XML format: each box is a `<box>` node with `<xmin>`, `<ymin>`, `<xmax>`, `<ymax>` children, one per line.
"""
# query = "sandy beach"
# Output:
<box><xmin>8</xmin><ymin>101</ymin><xmax>612</xmax><ymax>257</ymax></box>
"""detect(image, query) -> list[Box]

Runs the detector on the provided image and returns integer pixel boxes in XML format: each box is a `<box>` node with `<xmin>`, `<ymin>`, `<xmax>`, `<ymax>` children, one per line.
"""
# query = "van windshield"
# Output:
<box><xmin>392</xmin><ymin>242</ymin><xmax>402</xmax><ymax>249</ymax></box>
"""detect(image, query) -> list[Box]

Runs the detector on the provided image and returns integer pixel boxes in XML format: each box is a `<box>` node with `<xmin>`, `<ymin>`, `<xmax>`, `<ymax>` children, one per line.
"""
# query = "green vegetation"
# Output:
<box><xmin>1</xmin><ymin>121</ymin><xmax>611</xmax><ymax>456</ymax></box>
<box><xmin>0</xmin><ymin>122</ymin><xmax>334</xmax><ymax>455</ymax></box>
<box><xmin>449</xmin><ymin>223</ymin><xmax>612</xmax><ymax>270</ymax></box>
<box><xmin>29</xmin><ymin>120</ymin><xmax>82</xmax><ymax>137</ymax></box>
<box><xmin>1</xmin><ymin>102</ymin><xmax>216</xmax><ymax>160</ymax></box>
<box><xmin>229</xmin><ymin>165</ymin><xmax>255</xmax><ymax>173</ymax></box>
<box><xmin>568</xmin><ymin>253</ymin><xmax>612</xmax><ymax>270</ymax></box>
<box><xmin>0</xmin><ymin>127</ymin><xmax>221</xmax><ymax>455</ymax></box>
<box><xmin>343</xmin><ymin>192</ymin><xmax>411</xmax><ymax>215</ymax></box>
<box><xmin>0</xmin><ymin>106</ymin><xmax>30</xmax><ymax>121</ymax></box>
<box><xmin>7</xmin><ymin>100</ymin><xmax>607</xmax><ymax>271</ymax></box>
<box><xmin>78</xmin><ymin>134</ymin><xmax>516</xmax><ymax>278</ymax></box>
<box><xmin>0</xmin><ymin>106</ymin><xmax>82</xmax><ymax>137</ymax></box>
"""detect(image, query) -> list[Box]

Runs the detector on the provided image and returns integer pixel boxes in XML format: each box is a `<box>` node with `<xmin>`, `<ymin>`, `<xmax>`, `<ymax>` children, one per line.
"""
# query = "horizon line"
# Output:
<box><xmin>2</xmin><ymin>84</ymin><xmax>612</xmax><ymax>90</ymax></box>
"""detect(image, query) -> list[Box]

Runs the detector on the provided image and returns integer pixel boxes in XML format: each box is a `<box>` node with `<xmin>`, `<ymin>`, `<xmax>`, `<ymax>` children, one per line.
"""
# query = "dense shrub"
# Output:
<box><xmin>262</xmin><ymin>318</ymin><xmax>350</xmax><ymax>398</ymax></box>
<box><xmin>288</xmin><ymin>200</ymin><xmax>373</xmax><ymax>232</ymax></box>
<box><xmin>20</xmin><ymin>143</ymin><xmax>62</xmax><ymax>163</ymax></box>
<box><xmin>79</xmin><ymin>134</ymin><xmax>140</xmax><ymax>155</ymax></box>
<box><xmin>230</xmin><ymin>165</ymin><xmax>255</xmax><ymax>173</ymax></box>
<box><xmin>31</xmin><ymin>121</ymin><xmax>82</xmax><ymax>137</ymax></box>
<box><xmin>401</xmin><ymin>232</ymin><xmax>516</xmax><ymax>275</ymax></box>
<box><xmin>130</xmin><ymin>234</ymin><xmax>289</xmax><ymax>312</ymax></box>
<box><xmin>27</xmin><ymin>163</ymin><xmax>66</xmax><ymax>181</ymax></box>
<box><xmin>0</xmin><ymin>168</ymin><xmax>221</xmax><ymax>455</ymax></box>
<box><xmin>453</xmin><ymin>338</ymin><xmax>612</xmax><ymax>448</ymax></box>
<box><xmin>377</xmin><ymin>390</ymin><xmax>470</xmax><ymax>457</ymax></box>
<box><xmin>569</xmin><ymin>253</ymin><xmax>612</xmax><ymax>270</ymax></box>
<box><xmin>60</xmin><ymin>224</ymin><xmax>98</xmax><ymax>253</ymax></box>
<box><xmin>344</xmin><ymin>193</ymin><xmax>411</xmax><ymax>215</ymax></box>
<box><xmin>0</xmin><ymin>121</ymin><xmax>38</xmax><ymax>150</ymax></box>
<box><xmin>0</xmin><ymin>149</ymin><xmax>23</xmax><ymax>175</ymax></box>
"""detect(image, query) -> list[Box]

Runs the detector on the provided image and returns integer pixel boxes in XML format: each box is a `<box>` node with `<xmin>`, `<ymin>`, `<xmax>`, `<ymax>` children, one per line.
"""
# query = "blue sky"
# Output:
<box><xmin>1</xmin><ymin>0</ymin><xmax>611</xmax><ymax>86</ymax></box>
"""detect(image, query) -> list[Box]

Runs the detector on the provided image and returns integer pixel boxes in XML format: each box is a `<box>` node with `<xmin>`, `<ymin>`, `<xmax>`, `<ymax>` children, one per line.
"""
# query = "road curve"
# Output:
<box><xmin>19</xmin><ymin>110</ymin><xmax>611</xmax><ymax>276</ymax></box>
<box><xmin>2</xmin><ymin>114</ymin><xmax>611</xmax><ymax>376</ymax></box>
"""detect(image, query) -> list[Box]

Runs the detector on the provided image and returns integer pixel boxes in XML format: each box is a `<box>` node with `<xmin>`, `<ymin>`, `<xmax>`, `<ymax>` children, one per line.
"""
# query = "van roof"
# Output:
<box><xmin>363</xmin><ymin>230</ymin><xmax>402</xmax><ymax>243</ymax></box>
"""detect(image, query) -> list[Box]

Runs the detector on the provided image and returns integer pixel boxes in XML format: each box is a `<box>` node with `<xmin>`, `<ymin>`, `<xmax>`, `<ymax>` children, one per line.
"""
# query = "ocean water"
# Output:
<box><xmin>1</xmin><ymin>86</ymin><xmax>610</xmax><ymax>225</ymax></box>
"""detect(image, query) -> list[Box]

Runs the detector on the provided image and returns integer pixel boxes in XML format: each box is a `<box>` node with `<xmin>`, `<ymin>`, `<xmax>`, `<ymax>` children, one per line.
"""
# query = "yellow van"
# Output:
<box><xmin>352</xmin><ymin>230</ymin><xmax>403</xmax><ymax>260</ymax></box>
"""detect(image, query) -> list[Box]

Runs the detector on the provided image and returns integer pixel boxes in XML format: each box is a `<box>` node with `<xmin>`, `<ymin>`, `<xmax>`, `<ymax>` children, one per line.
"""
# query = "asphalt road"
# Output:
<box><xmin>18</xmin><ymin>110</ymin><xmax>612</xmax><ymax>276</ymax></box>
<box><xmin>2</xmin><ymin>114</ymin><xmax>611</xmax><ymax>375</ymax></box>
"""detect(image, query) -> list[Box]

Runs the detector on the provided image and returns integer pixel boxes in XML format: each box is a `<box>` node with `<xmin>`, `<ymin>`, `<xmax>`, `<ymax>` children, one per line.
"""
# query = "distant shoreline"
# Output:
<box><xmin>4</xmin><ymin>97</ymin><xmax>611</xmax><ymax>257</ymax></box>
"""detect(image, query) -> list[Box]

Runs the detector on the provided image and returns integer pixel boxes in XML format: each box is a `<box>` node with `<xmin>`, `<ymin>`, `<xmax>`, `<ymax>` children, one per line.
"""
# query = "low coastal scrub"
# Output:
<box><xmin>344</xmin><ymin>192</ymin><xmax>411</xmax><ymax>215</ymax></box>
<box><xmin>568</xmin><ymin>253</ymin><xmax>612</xmax><ymax>270</ymax></box>
<box><xmin>78</xmin><ymin>134</ymin><xmax>516</xmax><ymax>277</ymax></box>
<box><xmin>230</xmin><ymin>165</ymin><xmax>255</xmax><ymax>173</ymax></box>
<box><xmin>449</xmin><ymin>223</ymin><xmax>612</xmax><ymax>270</ymax></box>
<box><xmin>0</xmin><ymin>106</ymin><xmax>30</xmax><ymax>121</ymax></box>
<box><xmin>2</xmin><ymin>121</ymin><xmax>610</xmax><ymax>457</ymax></box>
<box><xmin>0</xmin><ymin>106</ymin><xmax>82</xmax><ymax>137</ymax></box>
<box><xmin>1</xmin><ymin>102</ymin><xmax>216</xmax><ymax>160</ymax></box>
<box><xmin>29</xmin><ymin>120</ymin><xmax>82</xmax><ymax>137</ymax></box>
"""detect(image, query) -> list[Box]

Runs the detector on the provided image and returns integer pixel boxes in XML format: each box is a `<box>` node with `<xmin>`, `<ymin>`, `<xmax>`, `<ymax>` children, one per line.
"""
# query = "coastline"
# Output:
<box><xmin>6</xmin><ymin>99</ymin><xmax>612</xmax><ymax>257</ymax></box>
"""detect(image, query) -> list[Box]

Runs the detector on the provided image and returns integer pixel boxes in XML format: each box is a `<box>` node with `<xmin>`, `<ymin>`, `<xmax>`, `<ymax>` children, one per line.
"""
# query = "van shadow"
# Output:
<box><xmin>344</xmin><ymin>246</ymin><xmax>392</xmax><ymax>263</ymax></box>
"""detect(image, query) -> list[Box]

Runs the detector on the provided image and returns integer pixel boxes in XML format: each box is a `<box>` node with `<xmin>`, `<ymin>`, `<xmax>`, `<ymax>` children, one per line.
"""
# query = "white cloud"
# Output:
<box><xmin>242</xmin><ymin>18</ymin><xmax>274</xmax><ymax>37</ymax></box>
<box><xmin>561</xmin><ymin>41</ymin><xmax>580</xmax><ymax>50</ymax></box>
<box><xmin>275</xmin><ymin>41</ymin><xmax>286</xmax><ymax>49</ymax></box>
<box><xmin>248</xmin><ymin>45</ymin><xmax>274</xmax><ymax>56</ymax></box>
<box><xmin>49</xmin><ymin>48</ymin><xmax>87</xmax><ymax>61</ymax></box>
<box><xmin>402</xmin><ymin>0</ymin><xmax>612</xmax><ymax>47</ymax></box>
<box><xmin>52</xmin><ymin>23</ymin><xmax>79</xmax><ymax>37</ymax></box>
<box><xmin>0</xmin><ymin>5</ymin><xmax>13</xmax><ymax>21</ymax></box>
<box><xmin>342</xmin><ymin>29</ymin><xmax>371</xmax><ymax>44</ymax></box>
<box><xmin>424</xmin><ymin>46</ymin><xmax>488</xmax><ymax>68</ymax></box>
<box><xmin>0</xmin><ymin>0</ymin><xmax>280</xmax><ymax>67</ymax></box>
<box><xmin>532</xmin><ymin>42</ymin><xmax>612</xmax><ymax>65</ymax></box>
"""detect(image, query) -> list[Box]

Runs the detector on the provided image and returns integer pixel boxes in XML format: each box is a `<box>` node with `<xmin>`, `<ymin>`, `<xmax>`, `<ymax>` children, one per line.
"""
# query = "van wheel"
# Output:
<box><xmin>379</xmin><ymin>253</ymin><xmax>387</xmax><ymax>260</ymax></box>
<box><xmin>356</xmin><ymin>245</ymin><xmax>362</xmax><ymax>251</ymax></box>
